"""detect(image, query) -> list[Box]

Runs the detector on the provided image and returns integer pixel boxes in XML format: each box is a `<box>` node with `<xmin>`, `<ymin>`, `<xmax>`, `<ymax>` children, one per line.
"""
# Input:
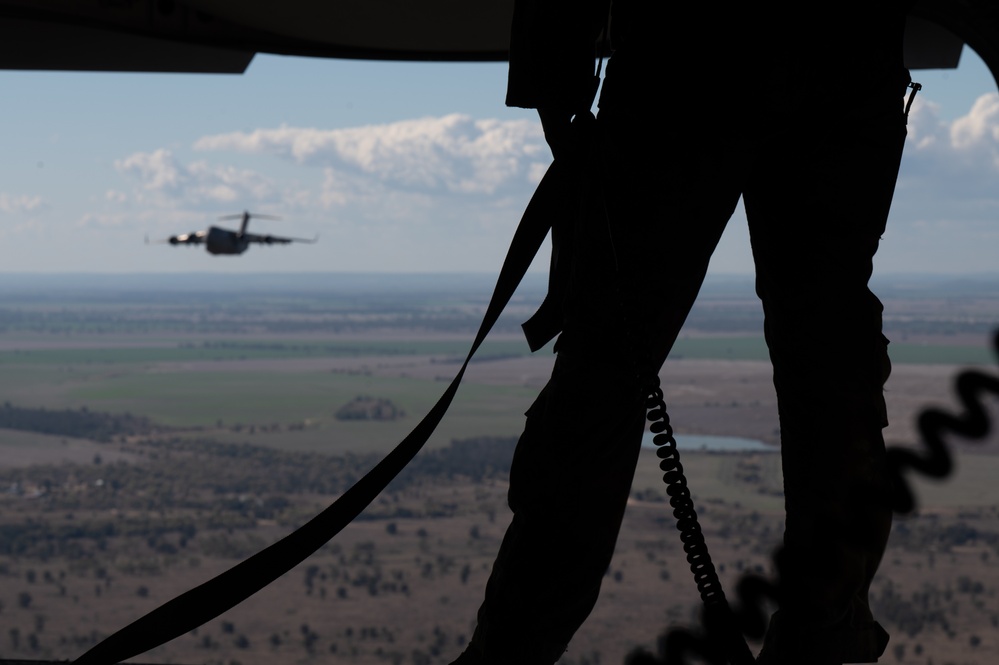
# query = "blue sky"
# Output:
<box><xmin>0</xmin><ymin>46</ymin><xmax>997</xmax><ymax>275</ymax></box>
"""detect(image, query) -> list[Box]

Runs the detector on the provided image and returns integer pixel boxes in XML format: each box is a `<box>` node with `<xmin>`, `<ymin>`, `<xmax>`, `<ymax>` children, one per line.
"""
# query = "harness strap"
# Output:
<box><xmin>72</xmin><ymin>155</ymin><xmax>577</xmax><ymax>665</ymax></box>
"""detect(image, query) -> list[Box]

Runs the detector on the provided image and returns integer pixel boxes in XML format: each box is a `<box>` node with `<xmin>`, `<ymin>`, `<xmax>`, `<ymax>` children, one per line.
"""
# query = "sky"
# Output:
<box><xmin>0</xmin><ymin>43</ymin><xmax>997</xmax><ymax>276</ymax></box>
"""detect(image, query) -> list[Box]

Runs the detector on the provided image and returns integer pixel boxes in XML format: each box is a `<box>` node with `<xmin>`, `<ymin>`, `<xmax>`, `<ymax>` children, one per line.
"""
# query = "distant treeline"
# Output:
<box><xmin>0</xmin><ymin>434</ymin><xmax>517</xmax><ymax>520</ymax></box>
<box><xmin>394</xmin><ymin>437</ymin><xmax>517</xmax><ymax>486</ymax></box>
<box><xmin>0</xmin><ymin>298</ymin><xmax>534</xmax><ymax>336</ymax></box>
<box><xmin>0</xmin><ymin>434</ymin><xmax>519</xmax><ymax>559</ymax></box>
<box><xmin>131</xmin><ymin>434</ymin><xmax>518</xmax><ymax>496</ymax></box>
<box><xmin>0</xmin><ymin>515</ymin><xmax>198</xmax><ymax>559</ymax></box>
<box><xmin>0</xmin><ymin>402</ymin><xmax>153</xmax><ymax>442</ymax></box>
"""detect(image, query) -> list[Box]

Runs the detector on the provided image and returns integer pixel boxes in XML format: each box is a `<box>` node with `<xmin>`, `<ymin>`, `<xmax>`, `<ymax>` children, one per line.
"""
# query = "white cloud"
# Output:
<box><xmin>901</xmin><ymin>92</ymin><xmax>999</xmax><ymax>183</ymax></box>
<box><xmin>193</xmin><ymin>114</ymin><xmax>550</xmax><ymax>196</ymax></box>
<box><xmin>874</xmin><ymin>92</ymin><xmax>999</xmax><ymax>272</ymax></box>
<box><xmin>114</xmin><ymin>149</ymin><xmax>281</xmax><ymax>207</ymax></box>
<box><xmin>105</xmin><ymin>190</ymin><xmax>127</xmax><ymax>204</ymax></box>
<box><xmin>100</xmin><ymin>117</ymin><xmax>548</xmax><ymax>267</ymax></box>
<box><xmin>951</xmin><ymin>94</ymin><xmax>999</xmax><ymax>151</ymax></box>
<box><xmin>115</xmin><ymin>149</ymin><xmax>184</xmax><ymax>194</ymax></box>
<box><xmin>890</xmin><ymin>92</ymin><xmax>999</xmax><ymax>233</ymax></box>
<box><xmin>92</xmin><ymin>103</ymin><xmax>999</xmax><ymax>273</ymax></box>
<box><xmin>182</xmin><ymin>114</ymin><xmax>552</xmax><ymax>248</ymax></box>
<box><xmin>77</xmin><ymin>208</ymin><xmax>210</xmax><ymax>230</ymax></box>
<box><xmin>0</xmin><ymin>193</ymin><xmax>45</xmax><ymax>214</ymax></box>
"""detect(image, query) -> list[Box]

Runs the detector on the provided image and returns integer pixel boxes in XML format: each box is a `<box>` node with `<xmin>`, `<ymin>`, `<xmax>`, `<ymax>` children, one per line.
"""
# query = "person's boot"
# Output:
<box><xmin>755</xmin><ymin>611</ymin><xmax>888</xmax><ymax>665</ymax></box>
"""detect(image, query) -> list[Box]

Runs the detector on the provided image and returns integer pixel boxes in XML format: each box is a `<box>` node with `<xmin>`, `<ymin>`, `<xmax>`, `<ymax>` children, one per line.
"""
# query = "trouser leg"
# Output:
<box><xmin>745</xmin><ymin>93</ymin><xmax>907</xmax><ymax>663</ymax></box>
<box><xmin>468</xmin><ymin>117</ymin><xmax>741</xmax><ymax>663</ymax></box>
<box><xmin>470</xmin><ymin>351</ymin><xmax>647</xmax><ymax>664</ymax></box>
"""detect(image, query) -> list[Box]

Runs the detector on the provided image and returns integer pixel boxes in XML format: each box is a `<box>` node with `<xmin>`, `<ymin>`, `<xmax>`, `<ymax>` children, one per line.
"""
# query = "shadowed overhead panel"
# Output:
<box><xmin>0</xmin><ymin>0</ymin><xmax>995</xmax><ymax>90</ymax></box>
<box><xmin>0</xmin><ymin>0</ymin><xmax>513</xmax><ymax>72</ymax></box>
<box><xmin>0</xmin><ymin>14</ymin><xmax>253</xmax><ymax>73</ymax></box>
<box><xmin>183</xmin><ymin>0</ymin><xmax>515</xmax><ymax>59</ymax></box>
<box><xmin>910</xmin><ymin>0</ymin><xmax>999</xmax><ymax>88</ymax></box>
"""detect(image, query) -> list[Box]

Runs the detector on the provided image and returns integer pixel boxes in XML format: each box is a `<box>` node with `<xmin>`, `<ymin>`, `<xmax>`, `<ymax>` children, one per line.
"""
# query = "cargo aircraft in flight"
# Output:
<box><xmin>152</xmin><ymin>211</ymin><xmax>317</xmax><ymax>255</ymax></box>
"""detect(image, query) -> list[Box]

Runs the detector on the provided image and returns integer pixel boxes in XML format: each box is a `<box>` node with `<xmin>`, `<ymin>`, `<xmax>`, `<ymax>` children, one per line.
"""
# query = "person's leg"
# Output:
<box><xmin>745</xmin><ymin>81</ymin><xmax>908</xmax><ymax>664</ymax></box>
<box><xmin>461</xmin><ymin>115</ymin><xmax>742</xmax><ymax>664</ymax></box>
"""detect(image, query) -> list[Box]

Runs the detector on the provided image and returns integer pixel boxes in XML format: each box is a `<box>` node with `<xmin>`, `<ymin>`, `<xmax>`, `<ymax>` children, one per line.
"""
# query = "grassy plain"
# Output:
<box><xmin>0</xmin><ymin>272</ymin><xmax>997</xmax><ymax>665</ymax></box>
<box><xmin>0</xmin><ymin>334</ymin><xmax>991</xmax><ymax>455</ymax></box>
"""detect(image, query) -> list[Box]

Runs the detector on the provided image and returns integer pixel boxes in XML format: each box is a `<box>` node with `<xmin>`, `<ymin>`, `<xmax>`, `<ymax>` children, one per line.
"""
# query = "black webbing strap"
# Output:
<box><xmin>71</xmin><ymin>155</ymin><xmax>577</xmax><ymax>665</ymax></box>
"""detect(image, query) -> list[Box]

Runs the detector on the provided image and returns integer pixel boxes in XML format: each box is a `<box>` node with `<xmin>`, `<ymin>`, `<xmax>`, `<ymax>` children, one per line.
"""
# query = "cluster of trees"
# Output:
<box><xmin>0</xmin><ymin>437</ymin><xmax>377</xmax><ymax>513</ymax></box>
<box><xmin>890</xmin><ymin>518</ymin><xmax>999</xmax><ymax>554</ymax></box>
<box><xmin>0</xmin><ymin>515</ymin><xmax>198</xmax><ymax>560</ymax></box>
<box><xmin>0</xmin><ymin>306</ymin><xmax>135</xmax><ymax>334</ymax></box>
<box><xmin>133</xmin><ymin>433</ymin><xmax>515</xmax><ymax>502</ymax></box>
<box><xmin>0</xmin><ymin>434</ymin><xmax>520</xmax><ymax>563</ymax></box>
<box><xmin>0</xmin><ymin>402</ymin><xmax>153</xmax><ymax>441</ymax></box>
<box><xmin>391</xmin><ymin>436</ymin><xmax>517</xmax><ymax>487</ymax></box>
<box><xmin>335</xmin><ymin>396</ymin><xmax>405</xmax><ymax>422</ymax></box>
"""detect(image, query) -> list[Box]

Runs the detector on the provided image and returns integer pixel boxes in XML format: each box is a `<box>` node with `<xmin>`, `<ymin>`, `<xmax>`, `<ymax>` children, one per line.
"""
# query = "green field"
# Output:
<box><xmin>0</xmin><ymin>334</ymin><xmax>989</xmax><ymax>371</ymax></box>
<box><xmin>0</xmin><ymin>377</ymin><xmax>534</xmax><ymax>456</ymax></box>
<box><xmin>0</xmin><ymin>277</ymin><xmax>997</xmax><ymax>665</ymax></box>
<box><xmin>0</xmin><ymin>338</ymin><xmax>535</xmax><ymax>366</ymax></box>
<box><xmin>0</xmin><ymin>331</ymin><xmax>994</xmax><ymax>457</ymax></box>
<box><xmin>0</xmin><ymin>275</ymin><xmax>995</xmax><ymax>460</ymax></box>
<box><xmin>669</xmin><ymin>335</ymin><xmax>998</xmax><ymax>365</ymax></box>
<box><xmin>631</xmin><ymin>446</ymin><xmax>999</xmax><ymax>514</ymax></box>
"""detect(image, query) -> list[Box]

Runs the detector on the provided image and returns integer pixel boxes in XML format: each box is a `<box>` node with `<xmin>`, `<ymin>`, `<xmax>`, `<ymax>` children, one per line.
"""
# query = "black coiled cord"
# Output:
<box><xmin>644</xmin><ymin>374</ymin><xmax>725</xmax><ymax>603</ymax></box>
<box><xmin>630</xmin><ymin>328</ymin><xmax>999</xmax><ymax>665</ymax></box>
<box><xmin>886</xmin><ymin>328</ymin><xmax>999</xmax><ymax>514</ymax></box>
<box><xmin>641</xmin><ymin>370</ymin><xmax>756</xmax><ymax>665</ymax></box>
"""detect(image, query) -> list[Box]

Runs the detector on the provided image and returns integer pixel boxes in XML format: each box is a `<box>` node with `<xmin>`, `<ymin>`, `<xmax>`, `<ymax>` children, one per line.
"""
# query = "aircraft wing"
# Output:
<box><xmin>0</xmin><ymin>1</ymin><xmax>995</xmax><ymax>87</ymax></box>
<box><xmin>244</xmin><ymin>232</ymin><xmax>317</xmax><ymax>245</ymax></box>
<box><xmin>168</xmin><ymin>230</ymin><xmax>208</xmax><ymax>245</ymax></box>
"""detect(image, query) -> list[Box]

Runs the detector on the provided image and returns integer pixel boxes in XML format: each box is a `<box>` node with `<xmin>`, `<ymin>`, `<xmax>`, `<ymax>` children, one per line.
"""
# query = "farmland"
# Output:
<box><xmin>0</xmin><ymin>272</ymin><xmax>997</xmax><ymax>664</ymax></box>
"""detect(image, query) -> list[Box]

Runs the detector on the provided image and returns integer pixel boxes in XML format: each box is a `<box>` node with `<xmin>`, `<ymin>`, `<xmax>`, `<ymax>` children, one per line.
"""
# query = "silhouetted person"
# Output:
<box><xmin>451</xmin><ymin>2</ymin><xmax>913</xmax><ymax>664</ymax></box>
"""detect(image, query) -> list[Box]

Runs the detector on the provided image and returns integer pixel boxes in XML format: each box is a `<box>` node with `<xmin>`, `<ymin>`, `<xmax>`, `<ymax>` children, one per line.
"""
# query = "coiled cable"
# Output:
<box><xmin>631</xmin><ymin>328</ymin><xmax>999</xmax><ymax>665</ymax></box>
<box><xmin>641</xmin><ymin>370</ymin><xmax>755</xmax><ymax>665</ymax></box>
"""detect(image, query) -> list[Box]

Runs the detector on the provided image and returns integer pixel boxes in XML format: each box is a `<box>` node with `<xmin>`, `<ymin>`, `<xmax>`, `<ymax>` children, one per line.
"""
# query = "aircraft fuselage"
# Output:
<box><xmin>206</xmin><ymin>226</ymin><xmax>250</xmax><ymax>255</ymax></box>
